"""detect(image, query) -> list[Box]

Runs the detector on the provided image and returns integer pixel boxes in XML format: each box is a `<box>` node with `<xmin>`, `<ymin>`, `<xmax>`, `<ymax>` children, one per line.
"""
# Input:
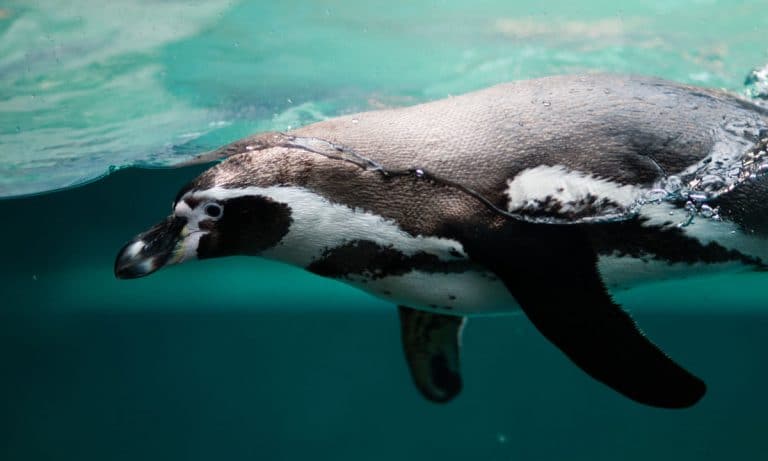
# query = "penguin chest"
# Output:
<box><xmin>305</xmin><ymin>239</ymin><xmax>520</xmax><ymax>315</ymax></box>
<box><xmin>253</xmin><ymin>186</ymin><xmax>520</xmax><ymax>314</ymax></box>
<box><xmin>343</xmin><ymin>269</ymin><xmax>520</xmax><ymax>315</ymax></box>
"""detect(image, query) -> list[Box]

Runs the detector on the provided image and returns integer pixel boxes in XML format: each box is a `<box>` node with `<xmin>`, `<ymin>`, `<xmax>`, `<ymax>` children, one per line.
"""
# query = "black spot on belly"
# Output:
<box><xmin>448</xmin><ymin>295</ymin><xmax>457</xmax><ymax>300</ymax></box>
<box><xmin>307</xmin><ymin>240</ymin><xmax>473</xmax><ymax>280</ymax></box>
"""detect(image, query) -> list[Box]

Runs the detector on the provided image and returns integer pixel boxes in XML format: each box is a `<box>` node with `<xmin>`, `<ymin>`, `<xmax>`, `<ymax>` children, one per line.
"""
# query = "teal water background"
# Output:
<box><xmin>2</xmin><ymin>1</ymin><xmax>768</xmax><ymax>460</ymax></box>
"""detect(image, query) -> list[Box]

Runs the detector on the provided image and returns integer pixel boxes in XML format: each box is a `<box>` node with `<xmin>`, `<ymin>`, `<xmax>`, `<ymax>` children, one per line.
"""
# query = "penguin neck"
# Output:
<box><xmin>256</xmin><ymin>185</ymin><xmax>345</xmax><ymax>267</ymax></box>
<box><xmin>255</xmin><ymin>185</ymin><xmax>468</xmax><ymax>270</ymax></box>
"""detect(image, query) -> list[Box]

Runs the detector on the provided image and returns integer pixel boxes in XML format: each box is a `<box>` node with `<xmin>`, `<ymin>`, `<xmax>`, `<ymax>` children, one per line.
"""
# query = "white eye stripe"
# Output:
<box><xmin>189</xmin><ymin>185</ymin><xmax>467</xmax><ymax>267</ymax></box>
<box><xmin>174</xmin><ymin>200</ymin><xmax>193</xmax><ymax>215</ymax></box>
<box><xmin>172</xmin><ymin>195</ymin><xmax>213</xmax><ymax>234</ymax></box>
<box><xmin>174</xmin><ymin>196</ymin><xmax>223</xmax><ymax>219</ymax></box>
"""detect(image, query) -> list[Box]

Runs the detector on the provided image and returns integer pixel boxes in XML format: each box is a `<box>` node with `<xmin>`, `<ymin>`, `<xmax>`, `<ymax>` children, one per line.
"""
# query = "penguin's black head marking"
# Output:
<box><xmin>115</xmin><ymin>186</ymin><xmax>293</xmax><ymax>279</ymax></box>
<box><xmin>193</xmin><ymin>194</ymin><xmax>293</xmax><ymax>259</ymax></box>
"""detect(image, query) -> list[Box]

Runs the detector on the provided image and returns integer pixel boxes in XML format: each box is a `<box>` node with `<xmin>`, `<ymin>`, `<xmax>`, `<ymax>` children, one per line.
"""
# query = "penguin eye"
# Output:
<box><xmin>203</xmin><ymin>203</ymin><xmax>223</xmax><ymax>219</ymax></box>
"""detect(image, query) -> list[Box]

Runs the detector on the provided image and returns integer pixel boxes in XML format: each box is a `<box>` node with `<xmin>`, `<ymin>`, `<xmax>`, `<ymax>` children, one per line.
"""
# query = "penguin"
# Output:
<box><xmin>115</xmin><ymin>74</ymin><xmax>768</xmax><ymax>408</ymax></box>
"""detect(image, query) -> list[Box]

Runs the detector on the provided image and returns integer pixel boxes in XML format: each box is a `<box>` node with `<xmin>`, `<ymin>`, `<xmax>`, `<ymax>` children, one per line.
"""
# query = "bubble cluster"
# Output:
<box><xmin>744</xmin><ymin>64</ymin><xmax>768</xmax><ymax>100</ymax></box>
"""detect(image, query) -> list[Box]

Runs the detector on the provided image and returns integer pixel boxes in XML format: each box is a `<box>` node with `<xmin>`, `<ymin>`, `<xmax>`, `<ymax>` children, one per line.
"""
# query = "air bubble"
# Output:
<box><xmin>700</xmin><ymin>174</ymin><xmax>725</xmax><ymax>188</ymax></box>
<box><xmin>663</xmin><ymin>175</ymin><xmax>682</xmax><ymax>194</ymax></box>
<box><xmin>689</xmin><ymin>193</ymin><xmax>708</xmax><ymax>203</ymax></box>
<box><xmin>645</xmin><ymin>189</ymin><xmax>667</xmax><ymax>202</ymax></box>
<box><xmin>700</xmin><ymin>204</ymin><xmax>715</xmax><ymax>218</ymax></box>
<box><xmin>744</xmin><ymin>64</ymin><xmax>768</xmax><ymax>100</ymax></box>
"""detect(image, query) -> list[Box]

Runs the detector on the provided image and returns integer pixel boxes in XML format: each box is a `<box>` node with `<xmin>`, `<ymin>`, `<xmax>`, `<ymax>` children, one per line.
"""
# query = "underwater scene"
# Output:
<box><xmin>3</xmin><ymin>1</ymin><xmax>768</xmax><ymax>460</ymax></box>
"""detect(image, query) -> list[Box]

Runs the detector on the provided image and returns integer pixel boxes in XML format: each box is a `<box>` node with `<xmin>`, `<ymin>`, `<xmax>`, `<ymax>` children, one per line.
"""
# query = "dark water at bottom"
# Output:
<box><xmin>2</xmin><ymin>312</ymin><xmax>767</xmax><ymax>460</ymax></box>
<box><xmin>1</xmin><ymin>166</ymin><xmax>767</xmax><ymax>460</ymax></box>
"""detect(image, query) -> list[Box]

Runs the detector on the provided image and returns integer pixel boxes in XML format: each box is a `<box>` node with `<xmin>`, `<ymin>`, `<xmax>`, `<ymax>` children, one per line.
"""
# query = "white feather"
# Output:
<box><xmin>505</xmin><ymin>165</ymin><xmax>642</xmax><ymax>215</ymax></box>
<box><xmin>346</xmin><ymin>270</ymin><xmax>519</xmax><ymax>315</ymax></box>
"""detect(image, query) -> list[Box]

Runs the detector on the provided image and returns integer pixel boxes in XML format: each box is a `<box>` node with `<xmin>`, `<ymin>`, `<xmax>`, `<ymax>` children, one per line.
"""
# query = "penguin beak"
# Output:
<box><xmin>114</xmin><ymin>216</ymin><xmax>188</xmax><ymax>279</ymax></box>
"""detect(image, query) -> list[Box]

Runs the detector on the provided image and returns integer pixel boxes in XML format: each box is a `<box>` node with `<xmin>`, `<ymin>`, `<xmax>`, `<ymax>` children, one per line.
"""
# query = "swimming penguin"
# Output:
<box><xmin>115</xmin><ymin>74</ymin><xmax>768</xmax><ymax>409</ymax></box>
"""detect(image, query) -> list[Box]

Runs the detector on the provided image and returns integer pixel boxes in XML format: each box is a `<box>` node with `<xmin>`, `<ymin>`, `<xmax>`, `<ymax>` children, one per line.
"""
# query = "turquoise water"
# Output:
<box><xmin>3</xmin><ymin>0</ymin><xmax>768</xmax><ymax>197</ymax></box>
<box><xmin>2</xmin><ymin>1</ymin><xmax>768</xmax><ymax>460</ymax></box>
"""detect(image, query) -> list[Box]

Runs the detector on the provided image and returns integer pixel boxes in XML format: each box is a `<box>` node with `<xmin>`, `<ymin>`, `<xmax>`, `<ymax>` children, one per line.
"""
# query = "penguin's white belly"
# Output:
<box><xmin>598</xmin><ymin>255</ymin><xmax>750</xmax><ymax>290</ymax></box>
<box><xmin>599</xmin><ymin>204</ymin><xmax>768</xmax><ymax>289</ymax></box>
<box><xmin>253</xmin><ymin>185</ymin><xmax>765</xmax><ymax>313</ymax></box>
<box><xmin>343</xmin><ymin>256</ymin><xmax>752</xmax><ymax>316</ymax></box>
<box><xmin>344</xmin><ymin>270</ymin><xmax>520</xmax><ymax>315</ymax></box>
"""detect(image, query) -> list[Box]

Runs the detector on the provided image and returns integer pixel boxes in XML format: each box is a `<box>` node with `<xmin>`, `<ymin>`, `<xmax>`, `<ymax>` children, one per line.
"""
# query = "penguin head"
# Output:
<box><xmin>114</xmin><ymin>166</ymin><xmax>294</xmax><ymax>279</ymax></box>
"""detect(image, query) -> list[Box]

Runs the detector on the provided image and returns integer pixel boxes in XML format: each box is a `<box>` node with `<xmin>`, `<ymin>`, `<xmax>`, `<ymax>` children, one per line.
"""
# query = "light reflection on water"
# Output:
<box><xmin>2</xmin><ymin>0</ymin><xmax>768</xmax><ymax>197</ymax></box>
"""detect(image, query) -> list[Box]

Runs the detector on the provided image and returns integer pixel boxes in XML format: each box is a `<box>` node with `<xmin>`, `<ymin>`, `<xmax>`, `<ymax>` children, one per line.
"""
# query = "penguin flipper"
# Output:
<box><xmin>398</xmin><ymin>306</ymin><xmax>465</xmax><ymax>403</ymax></box>
<box><xmin>474</xmin><ymin>226</ymin><xmax>706</xmax><ymax>409</ymax></box>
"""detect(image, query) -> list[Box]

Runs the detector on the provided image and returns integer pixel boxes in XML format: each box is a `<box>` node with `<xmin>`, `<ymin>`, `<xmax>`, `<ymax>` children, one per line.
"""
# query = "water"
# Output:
<box><xmin>2</xmin><ymin>1</ymin><xmax>768</xmax><ymax>460</ymax></box>
<box><xmin>3</xmin><ymin>0</ymin><xmax>768</xmax><ymax>197</ymax></box>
